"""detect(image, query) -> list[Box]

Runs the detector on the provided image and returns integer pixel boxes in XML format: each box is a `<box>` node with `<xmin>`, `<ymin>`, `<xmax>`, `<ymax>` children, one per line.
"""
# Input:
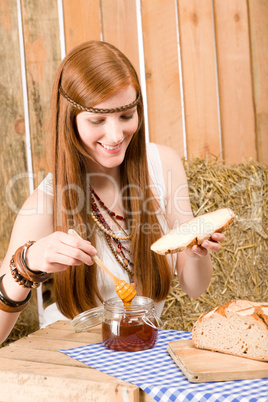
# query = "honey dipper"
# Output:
<box><xmin>68</xmin><ymin>229</ymin><xmax>137</xmax><ymax>306</ymax></box>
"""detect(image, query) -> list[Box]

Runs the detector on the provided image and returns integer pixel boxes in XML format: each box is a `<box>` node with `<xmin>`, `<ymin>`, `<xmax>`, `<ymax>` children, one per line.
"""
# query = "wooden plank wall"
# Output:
<box><xmin>0</xmin><ymin>0</ymin><xmax>267</xmax><ymax>258</ymax></box>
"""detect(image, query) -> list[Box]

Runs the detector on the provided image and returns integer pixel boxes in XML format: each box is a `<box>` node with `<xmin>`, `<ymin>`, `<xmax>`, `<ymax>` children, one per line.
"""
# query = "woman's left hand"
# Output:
<box><xmin>186</xmin><ymin>233</ymin><xmax>225</xmax><ymax>257</ymax></box>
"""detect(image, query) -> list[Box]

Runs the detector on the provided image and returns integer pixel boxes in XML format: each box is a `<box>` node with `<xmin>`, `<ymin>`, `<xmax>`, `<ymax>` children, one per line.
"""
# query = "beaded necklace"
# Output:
<box><xmin>90</xmin><ymin>189</ymin><xmax>134</xmax><ymax>279</ymax></box>
<box><xmin>90</xmin><ymin>187</ymin><xmax>125</xmax><ymax>221</ymax></box>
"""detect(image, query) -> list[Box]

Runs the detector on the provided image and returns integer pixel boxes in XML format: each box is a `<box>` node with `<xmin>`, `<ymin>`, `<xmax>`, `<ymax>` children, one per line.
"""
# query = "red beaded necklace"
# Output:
<box><xmin>90</xmin><ymin>187</ymin><xmax>134</xmax><ymax>279</ymax></box>
<box><xmin>90</xmin><ymin>187</ymin><xmax>125</xmax><ymax>221</ymax></box>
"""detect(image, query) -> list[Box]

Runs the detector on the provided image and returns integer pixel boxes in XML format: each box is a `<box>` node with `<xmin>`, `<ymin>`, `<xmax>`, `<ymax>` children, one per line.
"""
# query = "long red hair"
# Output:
<box><xmin>48</xmin><ymin>41</ymin><xmax>173</xmax><ymax>318</ymax></box>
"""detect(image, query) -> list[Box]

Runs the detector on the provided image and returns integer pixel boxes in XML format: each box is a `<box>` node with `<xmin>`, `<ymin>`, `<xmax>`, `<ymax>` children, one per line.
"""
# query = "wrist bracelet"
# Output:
<box><xmin>10</xmin><ymin>256</ymin><xmax>38</xmax><ymax>288</ymax></box>
<box><xmin>22</xmin><ymin>241</ymin><xmax>43</xmax><ymax>275</ymax></box>
<box><xmin>0</xmin><ymin>274</ymin><xmax>31</xmax><ymax>313</ymax></box>
<box><xmin>10</xmin><ymin>241</ymin><xmax>52</xmax><ymax>289</ymax></box>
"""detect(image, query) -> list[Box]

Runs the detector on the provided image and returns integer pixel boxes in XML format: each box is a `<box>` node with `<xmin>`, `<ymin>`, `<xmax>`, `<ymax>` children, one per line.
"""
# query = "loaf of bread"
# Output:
<box><xmin>151</xmin><ymin>208</ymin><xmax>235</xmax><ymax>255</ymax></box>
<box><xmin>192</xmin><ymin>300</ymin><xmax>268</xmax><ymax>361</ymax></box>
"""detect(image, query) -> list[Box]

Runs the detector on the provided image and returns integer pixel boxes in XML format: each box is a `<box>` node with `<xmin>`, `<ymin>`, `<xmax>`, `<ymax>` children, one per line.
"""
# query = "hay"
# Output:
<box><xmin>161</xmin><ymin>158</ymin><xmax>268</xmax><ymax>331</ymax></box>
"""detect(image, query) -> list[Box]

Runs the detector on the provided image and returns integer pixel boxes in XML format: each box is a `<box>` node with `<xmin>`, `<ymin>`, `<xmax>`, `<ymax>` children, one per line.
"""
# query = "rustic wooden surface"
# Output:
<box><xmin>214</xmin><ymin>0</ymin><xmax>257</xmax><ymax>164</ymax></box>
<box><xmin>178</xmin><ymin>0</ymin><xmax>221</xmax><ymax>160</ymax></box>
<box><xmin>63</xmin><ymin>0</ymin><xmax>102</xmax><ymax>51</ymax></box>
<box><xmin>0</xmin><ymin>0</ymin><xmax>29</xmax><ymax>255</ymax></box>
<box><xmin>248</xmin><ymin>0</ymin><xmax>268</xmax><ymax>164</ymax></box>
<box><xmin>21</xmin><ymin>0</ymin><xmax>61</xmax><ymax>186</ymax></box>
<box><xmin>0</xmin><ymin>321</ymin><xmax>154</xmax><ymax>402</ymax></box>
<box><xmin>141</xmin><ymin>0</ymin><xmax>184</xmax><ymax>156</ymax></box>
<box><xmin>167</xmin><ymin>339</ymin><xmax>268</xmax><ymax>383</ymax></box>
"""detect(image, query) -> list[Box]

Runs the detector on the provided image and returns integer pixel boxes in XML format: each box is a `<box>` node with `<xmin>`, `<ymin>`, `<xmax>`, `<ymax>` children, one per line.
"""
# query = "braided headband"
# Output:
<box><xmin>59</xmin><ymin>85</ymin><xmax>141</xmax><ymax>114</ymax></box>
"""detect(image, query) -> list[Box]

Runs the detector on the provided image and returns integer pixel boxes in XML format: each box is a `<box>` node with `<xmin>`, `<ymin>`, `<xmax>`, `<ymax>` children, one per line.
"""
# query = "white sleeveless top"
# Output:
<box><xmin>38</xmin><ymin>143</ymin><xmax>176</xmax><ymax>327</ymax></box>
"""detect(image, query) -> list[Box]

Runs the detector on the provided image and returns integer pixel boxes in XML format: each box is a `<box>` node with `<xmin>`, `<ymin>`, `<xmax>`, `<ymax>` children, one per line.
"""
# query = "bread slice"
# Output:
<box><xmin>151</xmin><ymin>208</ymin><xmax>235</xmax><ymax>255</ymax></box>
<box><xmin>192</xmin><ymin>300</ymin><xmax>268</xmax><ymax>361</ymax></box>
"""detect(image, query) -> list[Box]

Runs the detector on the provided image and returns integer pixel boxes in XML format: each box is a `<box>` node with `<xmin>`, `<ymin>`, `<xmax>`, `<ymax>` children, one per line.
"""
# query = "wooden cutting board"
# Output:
<box><xmin>167</xmin><ymin>340</ymin><xmax>268</xmax><ymax>383</ymax></box>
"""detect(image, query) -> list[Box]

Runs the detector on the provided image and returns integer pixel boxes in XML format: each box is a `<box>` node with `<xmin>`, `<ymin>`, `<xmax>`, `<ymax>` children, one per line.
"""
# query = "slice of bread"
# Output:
<box><xmin>192</xmin><ymin>300</ymin><xmax>268</xmax><ymax>361</ymax></box>
<box><xmin>151</xmin><ymin>208</ymin><xmax>235</xmax><ymax>255</ymax></box>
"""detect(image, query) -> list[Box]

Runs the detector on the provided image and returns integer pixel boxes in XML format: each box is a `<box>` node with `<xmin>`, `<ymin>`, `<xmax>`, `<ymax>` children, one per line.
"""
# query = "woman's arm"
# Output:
<box><xmin>156</xmin><ymin>144</ymin><xmax>224</xmax><ymax>298</ymax></box>
<box><xmin>0</xmin><ymin>189</ymin><xmax>96</xmax><ymax>344</ymax></box>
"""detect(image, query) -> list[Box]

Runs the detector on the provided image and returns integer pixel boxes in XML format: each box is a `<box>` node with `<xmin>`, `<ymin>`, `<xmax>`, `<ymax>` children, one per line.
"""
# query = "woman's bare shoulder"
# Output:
<box><xmin>154</xmin><ymin>143</ymin><xmax>193</xmax><ymax>225</ymax></box>
<box><xmin>154</xmin><ymin>143</ymin><xmax>186</xmax><ymax>181</ymax></box>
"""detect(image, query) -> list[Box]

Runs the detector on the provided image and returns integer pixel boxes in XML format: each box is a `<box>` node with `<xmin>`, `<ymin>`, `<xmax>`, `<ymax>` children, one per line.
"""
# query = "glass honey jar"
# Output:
<box><xmin>71</xmin><ymin>296</ymin><xmax>162</xmax><ymax>352</ymax></box>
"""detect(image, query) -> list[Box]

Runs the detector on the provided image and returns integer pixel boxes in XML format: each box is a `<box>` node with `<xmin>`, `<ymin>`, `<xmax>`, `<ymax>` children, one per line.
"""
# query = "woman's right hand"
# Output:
<box><xmin>25</xmin><ymin>231</ymin><xmax>97</xmax><ymax>274</ymax></box>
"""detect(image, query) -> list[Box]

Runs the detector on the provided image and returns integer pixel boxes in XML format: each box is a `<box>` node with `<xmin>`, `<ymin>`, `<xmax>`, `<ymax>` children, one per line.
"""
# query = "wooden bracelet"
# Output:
<box><xmin>0</xmin><ymin>274</ymin><xmax>31</xmax><ymax>313</ymax></box>
<box><xmin>14</xmin><ymin>243</ymin><xmax>52</xmax><ymax>284</ymax></box>
<box><xmin>22</xmin><ymin>241</ymin><xmax>42</xmax><ymax>274</ymax></box>
<box><xmin>10</xmin><ymin>256</ymin><xmax>38</xmax><ymax>288</ymax></box>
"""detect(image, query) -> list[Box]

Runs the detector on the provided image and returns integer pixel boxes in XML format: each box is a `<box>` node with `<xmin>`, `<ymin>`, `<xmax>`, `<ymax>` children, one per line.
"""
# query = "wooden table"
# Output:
<box><xmin>0</xmin><ymin>321</ymin><xmax>154</xmax><ymax>402</ymax></box>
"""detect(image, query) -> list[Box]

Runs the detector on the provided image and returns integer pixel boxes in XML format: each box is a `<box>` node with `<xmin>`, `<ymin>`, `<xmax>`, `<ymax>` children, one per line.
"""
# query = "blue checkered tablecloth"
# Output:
<box><xmin>60</xmin><ymin>330</ymin><xmax>268</xmax><ymax>402</ymax></box>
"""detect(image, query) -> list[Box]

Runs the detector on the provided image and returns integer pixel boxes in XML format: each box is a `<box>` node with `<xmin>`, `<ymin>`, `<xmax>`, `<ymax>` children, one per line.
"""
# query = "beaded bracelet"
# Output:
<box><xmin>10</xmin><ymin>256</ymin><xmax>39</xmax><ymax>288</ymax></box>
<box><xmin>10</xmin><ymin>241</ymin><xmax>52</xmax><ymax>289</ymax></box>
<box><xmin>0</xmin><ymin>274</ymin><xmax>31</xmax><ymax>313</ymax></box>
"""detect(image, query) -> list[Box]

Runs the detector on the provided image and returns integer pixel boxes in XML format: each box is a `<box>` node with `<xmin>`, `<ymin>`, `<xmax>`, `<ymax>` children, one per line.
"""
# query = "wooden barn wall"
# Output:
<box><xmin>0</xmin><ymin>0</ymin><xmax>267</xmax><ymax>258</ymax></box>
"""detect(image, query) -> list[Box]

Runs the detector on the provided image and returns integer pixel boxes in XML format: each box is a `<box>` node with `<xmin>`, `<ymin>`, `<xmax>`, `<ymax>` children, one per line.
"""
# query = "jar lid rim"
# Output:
<box><xmin>104</xmin><ymin>296</ymin><xmax>155</xmax><ymax>312</ymax></box>
<box><xmin>70</xmin><ymin>305</ymin><xmax>104</xmax><ymax>332</ymax></box>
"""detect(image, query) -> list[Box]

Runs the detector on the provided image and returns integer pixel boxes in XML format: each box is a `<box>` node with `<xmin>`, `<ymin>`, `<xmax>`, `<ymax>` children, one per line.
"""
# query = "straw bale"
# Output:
<box><xmin>161</xmin><ymin>158</ymin><xmax>268</xmax><ymax>331</ymax></box>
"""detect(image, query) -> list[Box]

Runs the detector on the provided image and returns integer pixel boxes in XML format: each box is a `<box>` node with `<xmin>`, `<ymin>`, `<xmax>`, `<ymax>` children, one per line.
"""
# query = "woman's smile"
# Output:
<box><xmin>98</xmin><ymin>140</ymin><xmax>124</xmax><ymax>152</ymax></box>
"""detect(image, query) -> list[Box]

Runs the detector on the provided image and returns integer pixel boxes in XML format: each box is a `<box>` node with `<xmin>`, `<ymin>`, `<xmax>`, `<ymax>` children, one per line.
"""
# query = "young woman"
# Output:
<box><xmin>0</xmin><ymin>41</ymin><xmax>224</xmax><ymax>343</ymax></box>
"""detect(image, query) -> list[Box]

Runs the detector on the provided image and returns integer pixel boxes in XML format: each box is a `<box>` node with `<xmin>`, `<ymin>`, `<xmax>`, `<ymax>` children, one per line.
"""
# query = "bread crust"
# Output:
<box><xmin>151</xmin><ymin>208</ymin><xmax>235</xmax><ymax>255</ymax></box>
<box><xmin>192</xmin><ymin>300</ymin><xmax>268</xmax><ymax>362</ymax></box>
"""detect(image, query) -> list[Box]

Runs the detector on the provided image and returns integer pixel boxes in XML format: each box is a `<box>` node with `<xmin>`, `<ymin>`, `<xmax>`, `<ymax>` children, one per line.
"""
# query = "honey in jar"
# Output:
<box><xmin>70</xmin><ymin>296</ymin><xmax>162</xmax><ymax>352</ymax></box>
<box><xmin>102</xmin><ymin>296</ymin><xmax>161</xmax><ymax>351</ymax></box>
